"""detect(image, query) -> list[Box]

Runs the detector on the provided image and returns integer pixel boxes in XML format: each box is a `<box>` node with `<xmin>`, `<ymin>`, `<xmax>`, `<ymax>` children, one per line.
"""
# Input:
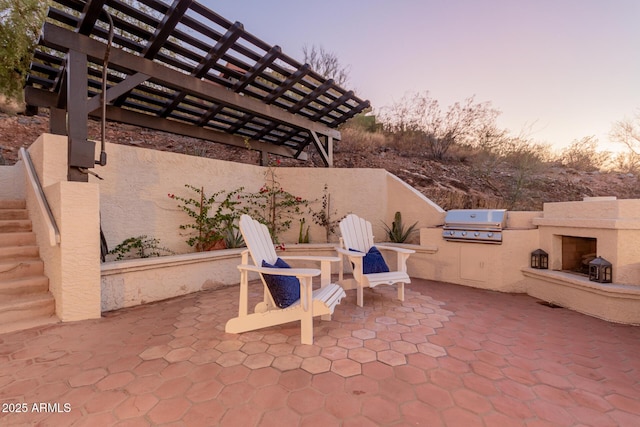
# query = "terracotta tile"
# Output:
<box><xmin>154</xmin><ymin>376</ymin><xmax>193</xmax><ymax>399</ymax></box>
<box><xmin>185</xmin><ymin>379</ymin><xmax>223</xmax><ymax>403</ymax></box>
<box><xmin>451</xmin><ymin>388</ymin><xmax>493</xmax><ymax>414</ymax></box>
<box><xmin>219</xmin><ymin>403</ymin><xmax>262</xmax><ymax>426</ymax></box>
<box><xmin>300</xmin><ymin>411</ymin><xmax>340</xmax><ymax>427</ymax></box>
<box><xmin>278</xmin><ymin>370</ymin><xmax>312</xmax><ymax>391</ymax></box>
<box><xmin>243</xmin><ymin>352</ymin><xmax>275</xmax><ymax>369</ymax></box>
<box><xmin>272</xmin><ymin>354</ymin><xmax>303</xmax><ymax>371</ymax></box>
<box><xmin>288</xmin><ymin>388</ymin><xmax>324</xmax><ymax>414</ymax></box>
<box><xmin>257</xmin><ymin>407</ymin><xmax>301</xmax><ymax>427</ymax></box>
<box><xmin>300</xmin><ymin>356</ymin><xmax>331</xmax><ymax>374</ymax></box>
<box><xmin>347</xmin><ymin>347</ymin><xmax>377</xmax><ymax>364</ymax></box>
<box><xmin>361</xmin><ymin>361</ymin><xmax>394</xmax><ymax>380</ymax></box>
<box><xmin>377</xmin><ymin>350</ymin><xmax>406</xmax><ymax>366</ymax></box>
<box><xmin>361</xmin><ymin>395</ymin><xmax>400</xmax><ymax>424</ymax></box>
<box><xmin>96</xmin><ymin>371</ymin><xmax>135</xmax><ymax>391</ymax></box>
<box><xmin>114</xmin><ymin>394</ymin><xmax>159</xmax><ymax>419</ymax></box>
<box><xmin>147</xmin><ymin>397</ymin><xmax>191</xmax><ymax>424</ymax></box>
<box><xmin>400</xmin><ymin>401</ymin><xmax>444</xmax><ymax>426</ymax></box>
<box><xmin>217</xmin><ymin>364</ymin><xmax>250</xmax><ymax>385</ymax></box>
<box><xmin>247</xmin><ymin>367</ymin><xmax>281</xmax><ymax>388</ymax></box>
<box><xmin>68</xmin><ymin>368</ymin><xmax>107</xmax><ymax>387</ymax></box>
<box><xmin>330</xmin><ymin>359</ymin><xmax>361</xmax><ymax>377</ymax></box>
<box><xmin>138</xmin><ymin>345</ymin><xmax>171</xmax><ymax>361</ymax></box>
<box><xmin>442</xmin><ymin>407</ymin><xmax>485</xmax><ymax>427</ymax></box>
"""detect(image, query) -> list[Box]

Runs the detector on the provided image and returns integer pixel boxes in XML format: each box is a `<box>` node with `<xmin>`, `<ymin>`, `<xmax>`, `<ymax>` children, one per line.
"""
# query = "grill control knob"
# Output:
<box><xmin>474</xmin><ymin>232</ymin><xmax>480</xmax><ymax>237</ymax></box>
<box><xmin>461</xmin><ymin>231</ymin><xmax>467</xmax><ymax>236</ymax></box>
<box><xmin>488</xmin><ymin>232</ymin><xmax>494</xmax><ymax>237</ymax></box>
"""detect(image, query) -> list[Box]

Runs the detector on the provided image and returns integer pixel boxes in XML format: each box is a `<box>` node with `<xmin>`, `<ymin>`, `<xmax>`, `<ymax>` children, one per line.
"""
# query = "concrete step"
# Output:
<box><xmin>0</xmin><ymin>209</ymin><xmax>29</xmax><ymax>220</ymax></box>
<box><xmin>0</xmin><ymin>232</ymin><xmax>36</xmax><ymax>247</ymax></box>
<box><xmin>0</xmin><ymin>220</ymin><xmax>32</xmax><ymax>233</ymax></box>
<box><xmin>0</xmin><ymin>293</ymin><xmax>55</xmax><ymax>325</ymax></box>
<box><xmin>0</xmin><ymin>200</ymin><xmax>26</xmax><ymax>210</ymax></box>
<box><xmin>0</xmin><ymin>260</ymin><xmax>44</xmax><ymax>281</ymax></box>
<box><xmin>0</xmin><ymin>276</ymin><xmax>49</xmax><ymax>297</ymax></box>
<box><xmin>0</xmin><ymin>245</ymin><xmax>40</xmax><ymax>261</ymax></box>
<box><xmin>0</xmin><ymin>315</ymin><xmax>59</xmax><ymax>335</ymax></box>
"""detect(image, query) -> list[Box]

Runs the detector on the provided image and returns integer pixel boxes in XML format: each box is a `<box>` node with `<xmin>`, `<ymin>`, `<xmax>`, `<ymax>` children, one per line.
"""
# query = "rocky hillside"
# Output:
<box><xmin>1</xmin><ymin>111</ymin><xmax>639</xmax><ymax>211</ymax></box>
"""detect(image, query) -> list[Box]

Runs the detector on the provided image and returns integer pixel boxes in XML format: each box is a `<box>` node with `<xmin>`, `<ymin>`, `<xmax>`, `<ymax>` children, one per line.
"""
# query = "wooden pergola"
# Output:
<box><xmin>25</xmin><ymin>0</ymin><xmax>369</xmax><ymax>181</ymax></box>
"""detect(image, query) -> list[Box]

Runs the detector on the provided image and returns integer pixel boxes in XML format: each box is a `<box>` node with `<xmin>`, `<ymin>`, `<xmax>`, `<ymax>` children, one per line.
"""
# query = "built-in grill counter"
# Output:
<box><xmin>442</xmin><ymin>209</ymin><xmax>507</xmax><ymax>244</ymax></box>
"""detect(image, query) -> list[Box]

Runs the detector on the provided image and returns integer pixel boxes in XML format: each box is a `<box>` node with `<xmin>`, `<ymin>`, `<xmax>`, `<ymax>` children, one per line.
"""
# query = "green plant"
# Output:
<box><xmin>108</xmin><ymin>235</ymin><xmax>173</xmax><ymax>260</ymax></box>
<box><xmin>223</xmin><ymin>221</ymin><xmax>245</xmax><ymax>248</ymax></box>
<box><xmin>382</xmin><ymin>212</ymin><xmax>418</xmax><ymax>243</ymax></box>
<box><xmin>298</xmin><ymin>218</ymin><xmax>310</xmax><ymax>243</ymax></box>
<box><xmin>169</xmin><ymin>185</ymin><xmax>243</xmax><ymax>251</ymax></box>
<box><xmin>309</xmin><ymin>184</ymin><xmax>342</xmax><ymax>242</ymax></box>
<box><xmin>240</xmin><ymin>162</ymin><xmax>308</xmax><ymax>243</ymax></box>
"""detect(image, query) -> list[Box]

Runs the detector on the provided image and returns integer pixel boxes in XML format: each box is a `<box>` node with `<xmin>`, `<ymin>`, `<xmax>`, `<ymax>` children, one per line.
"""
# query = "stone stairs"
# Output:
<box><xmin>0</xmin><ymin>199</ymin><xmax>58</xmax><ymax>334</ymax></box>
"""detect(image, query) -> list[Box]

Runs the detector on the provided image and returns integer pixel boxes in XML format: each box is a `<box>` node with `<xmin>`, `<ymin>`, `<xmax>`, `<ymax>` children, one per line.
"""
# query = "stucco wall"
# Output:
<box><xmin>0</xmin><ymin>163</ymin><xmax>25</xmax><ymax>199</ymax></box>
<box><xmin>93</xmin><ymin>141</ymin><xmax>445</xmax><ymax>254</ymax></box>
<box><xmin>26</xmin><ymin>135</ymin><xmax>101</xmax><ymax>321</ymax></box>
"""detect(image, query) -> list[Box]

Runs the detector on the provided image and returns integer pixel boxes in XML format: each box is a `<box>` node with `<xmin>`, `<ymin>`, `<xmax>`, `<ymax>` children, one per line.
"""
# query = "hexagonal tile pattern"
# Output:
<box><xmin>0</xmin><ymin>278</ymin><xmax>637</xmax><ymax>426</ymax></box>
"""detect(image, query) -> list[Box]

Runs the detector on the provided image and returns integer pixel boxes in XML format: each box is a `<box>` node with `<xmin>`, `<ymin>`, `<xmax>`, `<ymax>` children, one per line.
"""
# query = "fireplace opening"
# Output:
<box><xmin>562</xmin><ymin>236</ymin><xmax>597</xmax><ymax>275</ymax></box>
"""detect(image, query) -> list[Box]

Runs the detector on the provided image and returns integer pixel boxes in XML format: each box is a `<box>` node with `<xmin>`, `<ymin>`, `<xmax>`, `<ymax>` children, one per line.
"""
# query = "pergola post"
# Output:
<box><xmin>66</xmin><ymin>50</ymin><xmax>95</xmax><ymax>182</ymax></box>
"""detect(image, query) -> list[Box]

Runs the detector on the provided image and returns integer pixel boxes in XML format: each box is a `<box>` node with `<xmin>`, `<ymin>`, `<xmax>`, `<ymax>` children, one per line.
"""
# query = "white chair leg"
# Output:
<box><xmin>300</xmin><ymin>311</ymin><xmax>313</xmax><ymax>345</ymax></box>
<box><xmin>357</xmin><ymin>285</ymin><xmax>364</xmax><ymax>307</ymax></box>
<box><xmin>398</xmin><ymin>282</ymin><xmax>405</xmax><ymax>302</ymax></box>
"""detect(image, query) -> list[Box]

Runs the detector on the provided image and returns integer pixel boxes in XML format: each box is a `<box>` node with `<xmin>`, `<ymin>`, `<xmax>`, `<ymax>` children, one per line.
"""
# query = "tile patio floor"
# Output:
<box><xmin>1</xmin><ymin>278</ymin><xmax>639</xmax><ymax>426</ymax></box>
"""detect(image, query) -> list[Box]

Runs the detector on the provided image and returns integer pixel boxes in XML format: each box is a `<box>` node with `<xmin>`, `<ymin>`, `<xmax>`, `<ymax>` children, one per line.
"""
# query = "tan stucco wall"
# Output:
<box><xmin>26</xmin><ymin>135</ymin><xmax>101</xmax><ymax>321</ymax></box>
<box><xmin>416</xmin><ymin>228</ymin><xmax>537</xmax><ymax>292</ymax></box>
<box><xmin>0</xmin><ymin>163</ymin><xmax>25</xmax><ymax>199</ymax></box>
<box><xmin>94</xmin><ymin>142</ymin><xmax>445</xmax><ymax>253</ymax></box>
<box><xmin>101</xmin><ymin>249</ymin><xmax>242</xmax><ymax>311</ymax></box>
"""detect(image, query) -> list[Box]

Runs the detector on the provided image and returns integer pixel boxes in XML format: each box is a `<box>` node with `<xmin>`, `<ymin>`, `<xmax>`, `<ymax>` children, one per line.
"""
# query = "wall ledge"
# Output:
<box><xmin>522</xmin><ymin>268</ymin><xmax>640</xmax><ymax>298</ymax></box>
<box><xmin>101</xmin><ymin>248</ymin><xmax>244</xmax><ymax>276</ymax></box>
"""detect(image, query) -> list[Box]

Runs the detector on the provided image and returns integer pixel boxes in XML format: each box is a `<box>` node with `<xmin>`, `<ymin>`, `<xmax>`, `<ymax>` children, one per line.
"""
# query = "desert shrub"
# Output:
<box><xmin>560</xmin><ymin>136</ymin><xmax>610</xmax><ymax>171</ymax></box>
<box><xmin>338</xmin><ymin>126</ymin><xmax>388</xmax><ymax>153</ymax></box>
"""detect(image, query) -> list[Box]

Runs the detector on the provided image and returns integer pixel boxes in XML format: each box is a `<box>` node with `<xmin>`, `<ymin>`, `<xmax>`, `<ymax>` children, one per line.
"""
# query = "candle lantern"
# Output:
<box><xmin>531</xmin><ymin>249</ymin><xmax>548</xmax><ymax>269</ymax></box>
<box><xmin>589</xmin><ymin>256</ymin><xmax>612</xmax><ymax>283</ymax></box>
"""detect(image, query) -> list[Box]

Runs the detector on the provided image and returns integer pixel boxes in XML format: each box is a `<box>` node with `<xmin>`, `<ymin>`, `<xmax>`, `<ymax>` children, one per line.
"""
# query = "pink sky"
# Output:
<box><xmin>209</xmin><ymin>0</ymin><xmax>639</xmax><ymax>153</ymax></box>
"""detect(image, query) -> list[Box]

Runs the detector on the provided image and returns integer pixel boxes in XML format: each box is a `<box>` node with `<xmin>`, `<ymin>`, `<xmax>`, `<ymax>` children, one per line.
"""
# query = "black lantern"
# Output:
<box><xmin>531</xmin><ymin>249</ymin><xmax>548</xmax><ymax>269</ymax></box>
<box><xmin>589</xmin><ymin>256</ymin><xmax>612</xmax><ymax>283</ymax></box>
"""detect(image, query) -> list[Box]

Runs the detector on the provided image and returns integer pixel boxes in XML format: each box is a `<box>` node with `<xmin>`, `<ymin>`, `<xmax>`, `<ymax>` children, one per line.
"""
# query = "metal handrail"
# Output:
<box><xmin>18</xmin><ymin>147</ymin><xmax>60</xmax><ymax>246</ymax></box>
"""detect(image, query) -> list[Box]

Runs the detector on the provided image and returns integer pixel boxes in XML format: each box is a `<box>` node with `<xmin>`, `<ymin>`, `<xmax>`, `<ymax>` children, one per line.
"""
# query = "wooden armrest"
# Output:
<box><xmin>280</xmin><ymin>255</ymin><xmax>341</xmax><ymax>263</ymax></box>
<box><xmin>335</xmin><ymin>247</ymin><xmax>365</xmax><ymax>257</ymax></box>
<box><xmin>376</xmin><ymin>245</ymin><xmax>416</xmax><ymax>254</ymax></box>
<box><xmin>237</xmin><ymin>264</ymin><xmax>320</xmax><ymax>278</ymax></box>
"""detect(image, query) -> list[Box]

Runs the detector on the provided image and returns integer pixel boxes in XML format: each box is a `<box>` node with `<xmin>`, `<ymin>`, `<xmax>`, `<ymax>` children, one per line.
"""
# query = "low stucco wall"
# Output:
<box><xmin>101</xmin><ymin>249</ymin><xmax>243</xmax><ymax>312</ymax></box>
<box><xmin>523</xmin><ymin>268</ymin><xmax>640</xmax><ymax>324</ymax></box>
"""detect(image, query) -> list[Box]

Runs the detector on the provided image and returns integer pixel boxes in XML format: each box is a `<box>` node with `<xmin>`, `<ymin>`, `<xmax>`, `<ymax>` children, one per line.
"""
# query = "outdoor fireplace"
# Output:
<box><xmin>532</xmin><ymin>197</ymin><xmax>640</xmax><ymax>285</ymax></box>
<box><xmin>561</xmin><ymin>236</ymin><xmax>596</xmax><ymax>275</ymax></box>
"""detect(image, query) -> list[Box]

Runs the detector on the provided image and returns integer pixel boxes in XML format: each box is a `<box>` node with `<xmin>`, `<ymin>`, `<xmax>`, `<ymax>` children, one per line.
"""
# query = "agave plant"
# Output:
<box><xmin>382</xmin><ymin>211</ymin><xmax>418</xmax><ymax>243</ymax></box>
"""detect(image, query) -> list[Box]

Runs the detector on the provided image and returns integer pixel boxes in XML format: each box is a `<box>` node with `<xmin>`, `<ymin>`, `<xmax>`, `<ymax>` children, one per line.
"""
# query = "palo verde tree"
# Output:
<box><xmin>0</xmin><ymin>0</ymin><xmax>48</xmax><ymax>103</ymax></box>
<box><xmin>378</xmin><ymin>91</ymin><xmax>501</xmax><ymax>160</ymax></box>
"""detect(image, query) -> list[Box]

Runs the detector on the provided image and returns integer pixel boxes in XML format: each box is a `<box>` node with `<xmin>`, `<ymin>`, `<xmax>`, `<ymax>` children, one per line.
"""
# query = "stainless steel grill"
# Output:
<box><xmin>442</xmin><ymin>209</ymin><xmax>507</xmax><ymax>244</ymax></box>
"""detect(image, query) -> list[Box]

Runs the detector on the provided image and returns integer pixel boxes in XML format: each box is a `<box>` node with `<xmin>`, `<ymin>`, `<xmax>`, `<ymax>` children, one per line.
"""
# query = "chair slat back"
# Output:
<box><xmin>340</xmin><ymin>214</ymin><xmax>374</xmax><ymax>252</ymax></box>
<box><xmin>239</xmin><ymin>214</ymin><xmax>278</xmax><ymax>266</ymax></box>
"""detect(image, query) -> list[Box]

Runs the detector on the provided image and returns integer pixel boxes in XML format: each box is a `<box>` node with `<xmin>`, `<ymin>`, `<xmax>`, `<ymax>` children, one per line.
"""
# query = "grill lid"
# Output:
<box><xmin>443</xmin><ymin>209</ymin><xmax>507</xmax><ymax>230</ymax></box>
<box><xmin>442</xmin><ymin>209</ymin><xmax>507</xmax><ymax>244</ymax></box>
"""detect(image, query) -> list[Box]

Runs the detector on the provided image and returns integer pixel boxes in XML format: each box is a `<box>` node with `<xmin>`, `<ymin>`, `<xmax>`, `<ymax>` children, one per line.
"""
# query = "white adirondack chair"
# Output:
<box><xmin>225</xmin><ymin>215</ymin><xmax>345</xmax><ymax>345</ymax></box>
<box><xmin>337</xmin><ymin>214</ymin><xmax>415</xmax><ymax>307</ymax></box>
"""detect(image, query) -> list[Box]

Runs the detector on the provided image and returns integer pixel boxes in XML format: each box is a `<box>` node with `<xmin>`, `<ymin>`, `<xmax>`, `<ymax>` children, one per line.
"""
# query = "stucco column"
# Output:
<box><xmin>48</xmin><ymin>181</ymin><xmax>101</xmax><ymax>321</ymax></box>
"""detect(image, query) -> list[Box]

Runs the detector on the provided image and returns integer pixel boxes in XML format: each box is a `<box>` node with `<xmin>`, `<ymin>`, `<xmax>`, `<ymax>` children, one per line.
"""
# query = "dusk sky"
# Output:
<box><xmin>207</xmin><ymin>0</ymin><xmax>639</xmax><ymax>153</ymax></box>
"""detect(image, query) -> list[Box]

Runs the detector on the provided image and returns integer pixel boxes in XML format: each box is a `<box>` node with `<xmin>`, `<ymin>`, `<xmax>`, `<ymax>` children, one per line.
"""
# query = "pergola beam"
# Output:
<box><xmin>38</xmin><ymin>23</ymin><xmax>340</xmax><ymax>140</ymax></box>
